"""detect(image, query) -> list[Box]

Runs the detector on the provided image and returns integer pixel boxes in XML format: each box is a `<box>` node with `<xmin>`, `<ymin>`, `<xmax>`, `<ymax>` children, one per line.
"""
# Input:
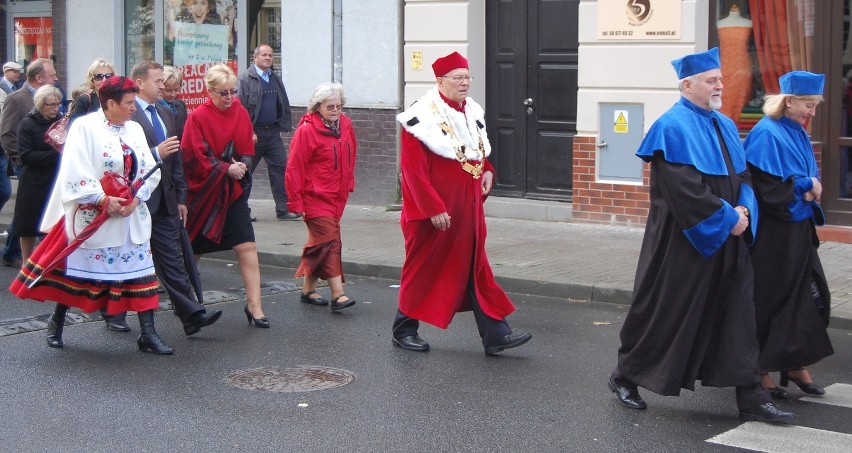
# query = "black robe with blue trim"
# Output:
<box><xmin>744</xmin><ymin>115</ymin><xmax>833</xmax><ymax>371</ymax></box>
<box><xmin>616</xmin><ymin>98</ymin><xmax>762</xmax><ymax>396</ymax></box>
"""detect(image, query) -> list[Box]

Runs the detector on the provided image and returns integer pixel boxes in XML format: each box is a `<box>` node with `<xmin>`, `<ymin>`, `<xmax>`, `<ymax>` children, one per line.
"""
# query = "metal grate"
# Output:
<box><xmin>226</xmin><ymin>365</ymin><xmax>355</xmax><ymax>393</ymax></box>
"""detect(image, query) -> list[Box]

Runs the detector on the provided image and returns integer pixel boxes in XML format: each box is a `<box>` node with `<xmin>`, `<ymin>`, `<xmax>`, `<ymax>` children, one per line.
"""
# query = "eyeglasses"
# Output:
<box><xmin>324</xmin><ymin>104</ymin><xmax>343</xmax><ymax>111</ymax></box>
<box><xmin>442</xmin><ymin>75</ymin><xmax>473</xmax><ymax>83</ymax></box>
<box><xmin>93</xmin><ymin>73</ymin><xmax>114</xmax><ymax>81</ymax></box>
<box><xmin>43</xmin><ymin>102</ymin><xmax>61</xmax><ymax>108</ymax></box>
<box><xmin>213</xmin><ymin>89</ymin><xmax>238</xmax><ymax>97</ymax></box>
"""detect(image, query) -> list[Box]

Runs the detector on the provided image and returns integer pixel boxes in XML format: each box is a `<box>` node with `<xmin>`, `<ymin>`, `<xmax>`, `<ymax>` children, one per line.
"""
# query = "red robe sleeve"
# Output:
<box><xmin>399</xmin><ymin>129</ymin><xmax>447</xmax><ymax>221</ymax></box>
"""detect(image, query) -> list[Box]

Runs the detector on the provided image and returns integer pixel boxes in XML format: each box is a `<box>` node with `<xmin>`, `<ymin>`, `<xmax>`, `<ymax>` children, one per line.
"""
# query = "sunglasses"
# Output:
<box><xmin>93</xmin><ymin>73</ymin><xmax>114</xmax><ymax>81</ymax></box>
<box><xmin>213</xmin><ymin>89</ymin><xmax>238</xmax><ymax>97</ymax></box>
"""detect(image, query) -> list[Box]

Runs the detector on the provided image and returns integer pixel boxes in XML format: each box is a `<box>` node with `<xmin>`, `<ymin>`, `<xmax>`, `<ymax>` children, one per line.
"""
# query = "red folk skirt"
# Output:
<box><xmin>9</xmin><ymin>219</ymin><xmax>160</xmax><ymax>315</ymax></box>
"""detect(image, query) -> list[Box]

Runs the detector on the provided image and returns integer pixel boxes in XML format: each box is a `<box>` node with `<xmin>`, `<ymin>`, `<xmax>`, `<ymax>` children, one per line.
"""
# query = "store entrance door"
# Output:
<box><xmin>5</xmin><ymin>1</ymin><xmax>53</xmax><ymax>66</ymax></box>
<box><xmin>485</xmin><ymin>0</ymin><xmax>579</xmax><ymax>201</ymax></box>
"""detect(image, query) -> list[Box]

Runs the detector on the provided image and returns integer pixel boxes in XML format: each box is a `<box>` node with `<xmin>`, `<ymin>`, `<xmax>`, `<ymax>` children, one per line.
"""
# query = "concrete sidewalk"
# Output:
<box><xmin>239</xmin><ymin>199</ymin><xmax>852</xmax><ymax>330</ymax></box>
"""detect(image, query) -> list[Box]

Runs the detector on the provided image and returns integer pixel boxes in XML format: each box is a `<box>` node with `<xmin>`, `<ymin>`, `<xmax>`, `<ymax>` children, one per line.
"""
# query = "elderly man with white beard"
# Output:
<box><xmin>607</xmin><ymin>48</ymin><xmax>794</xmax><ymax>423</ymax></box>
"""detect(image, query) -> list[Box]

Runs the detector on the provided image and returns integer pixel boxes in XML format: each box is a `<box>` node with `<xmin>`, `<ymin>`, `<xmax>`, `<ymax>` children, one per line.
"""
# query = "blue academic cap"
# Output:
<box><xmin>779</xmin><ymin>71</ymin><xmax>825</xmax><ymax>96</ymax></box>
<box><xmin>671</xmin><ymin>48</ymin><xmax>720</xmax><ymax>79</ymax></box>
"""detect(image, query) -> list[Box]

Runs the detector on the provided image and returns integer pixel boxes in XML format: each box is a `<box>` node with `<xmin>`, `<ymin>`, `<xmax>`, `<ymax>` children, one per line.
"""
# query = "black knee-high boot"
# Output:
<box><xmin>46</xmin><ymin>303</ymin><xmax>70</xmax><ymax>348</ymax></box>
<box><xmin>137</xmin><ymin>310</ymin><xmax>174</xmax><ymax>355</ymax></box>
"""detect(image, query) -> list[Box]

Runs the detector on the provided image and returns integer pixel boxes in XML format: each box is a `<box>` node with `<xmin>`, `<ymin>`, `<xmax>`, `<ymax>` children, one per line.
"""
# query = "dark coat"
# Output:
<box><xmin>68</xmin><ymin>91</ymin><xmax>100</xmax><ymax>125</ymax></box>
<box><xmin>237</xmin><ymin>65</ymin><xmax>292</xmax><ymax>131</ymax></box>
<box><xmin>748</xmin><ymin>166</ymin><xmax>834</xmax><ymax>370</ymax></box>
<box><xmin>131</xmin><ymin>100</ymin><xmax>185</xmax><ymax>216</ymax></box>
<box><xmin>0</xmin><ymin>84</ymin><xmax>35</xmax><ymax>165</ymax></box>
<box><xmin>12</xmin><ymin>110</ymin><xmax>61</xmax><ymax>236</ymax></box>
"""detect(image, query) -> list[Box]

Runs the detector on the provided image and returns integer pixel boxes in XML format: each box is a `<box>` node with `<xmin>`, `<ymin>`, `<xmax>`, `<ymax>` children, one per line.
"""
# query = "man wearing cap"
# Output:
<box><xmin>607</xmin><ymin>48</ymin><xmax>794</xmax><ymax>422</ymax></box>
<box><xmin>391</xmin><ymin>52</ymin><xmax>532</xmax><ymax>355</ymax></box>
<box><xmin>0</xmin><ymin>62</ymin><xmax>23</xmax><ymax>94</ymax></box>
<box><xmin>744</xmin><ymin>71</ymin><xmax>834</xmax><ymax>398</ymax></box>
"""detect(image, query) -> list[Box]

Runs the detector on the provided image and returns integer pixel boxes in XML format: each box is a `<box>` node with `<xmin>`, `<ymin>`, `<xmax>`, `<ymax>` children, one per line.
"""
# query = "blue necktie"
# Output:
<box><xmin>146</xmin><ymin>105</ymin><xmax>166</xmax><ymax>143</ymax></box>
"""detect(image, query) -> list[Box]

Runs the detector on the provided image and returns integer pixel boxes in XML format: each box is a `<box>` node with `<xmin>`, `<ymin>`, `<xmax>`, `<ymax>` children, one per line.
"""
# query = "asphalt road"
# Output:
<box><xmin>1</xmin><ymin>259</ymin><xmax>850</xmax><ymax>452</ymax></box>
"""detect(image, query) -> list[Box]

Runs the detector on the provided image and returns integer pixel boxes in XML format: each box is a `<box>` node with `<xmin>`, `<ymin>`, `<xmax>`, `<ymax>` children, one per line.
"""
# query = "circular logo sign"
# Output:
<box><xmin>626</xmin><ymin>0</ymin><xmax>652</xmax><ymax>25</ymax></box>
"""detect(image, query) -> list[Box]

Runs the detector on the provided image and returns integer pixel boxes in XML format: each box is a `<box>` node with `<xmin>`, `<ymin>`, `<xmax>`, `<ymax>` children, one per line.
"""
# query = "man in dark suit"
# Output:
<box><xmin>130</xmin><ymin>60</ymin><xmax>222</xmax><ymax>336</ymax></box>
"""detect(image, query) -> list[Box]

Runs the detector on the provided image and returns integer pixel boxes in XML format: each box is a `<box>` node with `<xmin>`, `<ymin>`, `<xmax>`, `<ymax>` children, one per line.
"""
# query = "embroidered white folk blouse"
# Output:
<box><xmin>40</xmin><ymin>111</ymin><xmax>161</xmax><ymax>280</ymax></box>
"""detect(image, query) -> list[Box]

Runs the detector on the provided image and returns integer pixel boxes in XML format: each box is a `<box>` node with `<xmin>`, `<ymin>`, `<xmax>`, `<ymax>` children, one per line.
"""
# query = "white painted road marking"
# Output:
<box><xmin>800</xmin><ymin>383</ymin><xmax>852</xmax><ymax>408</ymax></box>
<box><xmin>706</xmin><ymin>422</ymin><xmax>852</xmax><ymax>452</ymax></box>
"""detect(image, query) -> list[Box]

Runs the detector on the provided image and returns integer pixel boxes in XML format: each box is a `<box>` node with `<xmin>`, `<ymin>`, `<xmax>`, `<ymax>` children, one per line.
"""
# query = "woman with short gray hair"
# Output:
<box><xmin>286</xmin><ymin>82</ymin><xmax>358</xmax><ymax>311</ymax></box>
<box><xmin>12</xmin><ymin>84</ymin><xmax>63</xmax><ymax>262</ymax></box>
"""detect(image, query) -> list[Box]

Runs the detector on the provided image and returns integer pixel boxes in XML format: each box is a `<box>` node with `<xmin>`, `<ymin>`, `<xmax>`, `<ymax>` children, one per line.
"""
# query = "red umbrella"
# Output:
<box><xmin>27</xmin><ymin>162</ymin><xmax>162</xmax><ymax>288</ymax></box>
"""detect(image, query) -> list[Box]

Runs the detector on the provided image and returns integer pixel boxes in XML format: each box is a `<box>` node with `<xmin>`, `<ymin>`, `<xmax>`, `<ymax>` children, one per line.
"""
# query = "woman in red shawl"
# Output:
<box><xmin>181</xmin><ymin>64</ymin><xmax>268</xmax><ymax>328</ymax></box>
<box><xmin>285</xmin><ymin>83</ymin><xmax>357</xmax><ymax>312</ymax></box>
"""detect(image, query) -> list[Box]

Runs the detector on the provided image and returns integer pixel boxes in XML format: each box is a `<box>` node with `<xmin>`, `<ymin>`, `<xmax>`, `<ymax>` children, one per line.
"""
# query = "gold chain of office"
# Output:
<box><xmin>430</xmin><ymin>102</ymin><xmax>484</xmax><ymax>179</ymax></box>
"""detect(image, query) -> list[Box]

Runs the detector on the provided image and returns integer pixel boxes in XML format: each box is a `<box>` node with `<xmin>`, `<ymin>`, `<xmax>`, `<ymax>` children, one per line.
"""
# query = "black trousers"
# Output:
<box><xmin>393</xmin><ymin>276</ymin><xmax>511</xmax><ymax>347</ymax></box>
<box><xmin>149</xmin><ymin>206</ymin><xmax>205</xmax><ymax>323</ymax></box>
<box><xmin>249</xmin><ymin>125</ymin><xmax>289</xmax><ymax>216</ymax></box>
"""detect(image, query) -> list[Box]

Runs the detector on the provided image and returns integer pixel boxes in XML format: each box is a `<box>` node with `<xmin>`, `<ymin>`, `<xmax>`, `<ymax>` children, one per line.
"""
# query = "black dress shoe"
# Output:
<box><xmin>104</xmin><ymin>317</ymin><xmax>131</xmax><ymax>332</ymax></box>
<box><xmin>392</xmin><ymin>335</ymin><xmax>430</xmax><ymax>352</ymax></box>
<box><xmin>183</xmin><ymin>310</ymin><xmax>223</xmax><ymax>336</ymax></box>
<box><xmin>300</xmin><ymin>291</ymin><xmax>329</xmax><ymax>306</ymax></box>
<box><xmin>739</xmin><ymin>402</ymin><xmax>795</xmax><ymax>423</ymax></box>
<box><xmin>608</xmin><ymin>376</ymin><xmax>647</xmax><ymax>410</ymax></box>
<box><xmin>484</xmin><ymin>332</ymin><xmax>532</xmax><ymax>356</ymax></box>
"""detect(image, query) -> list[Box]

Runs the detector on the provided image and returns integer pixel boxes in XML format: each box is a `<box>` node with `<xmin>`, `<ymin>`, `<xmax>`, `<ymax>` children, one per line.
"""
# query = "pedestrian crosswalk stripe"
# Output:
<box><xmin>706</xmin><ymin>422</ymin><xmax>852</xmax><ymax>452</ymax></box>
<box><xmin>800</xmin><ymin>383</ymin><xmax>852</xmax><ymax>408</ymax></box>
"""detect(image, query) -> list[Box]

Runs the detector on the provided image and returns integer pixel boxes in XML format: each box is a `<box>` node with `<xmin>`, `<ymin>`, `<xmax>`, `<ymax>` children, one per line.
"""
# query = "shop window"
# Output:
<box><xmin>840</xmin><ymin>0</ymin><xmax>852</xmax><ymax>198</ymax></box>
<box><xmin>126</xmin><ymin>0</ymin><xmax>156</xmax><ymax>70</ymax></box>
<box><xmin>714</xmin><ymin>1</ymin><xmax>815</xmax><ymax>134</ymax></box>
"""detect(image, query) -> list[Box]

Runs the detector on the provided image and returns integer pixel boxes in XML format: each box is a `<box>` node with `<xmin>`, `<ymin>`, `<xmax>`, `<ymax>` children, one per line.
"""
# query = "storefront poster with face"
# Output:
<box><xmin>166</xmin><ymin>0</ymin><xmax>238</xmax><ymax>111</ymax></box>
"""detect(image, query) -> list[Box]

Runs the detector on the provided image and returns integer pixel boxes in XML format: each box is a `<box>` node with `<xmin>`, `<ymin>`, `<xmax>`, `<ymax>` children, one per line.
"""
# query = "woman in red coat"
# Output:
<box><xmin>285</xmin><ymin>83</ymin><xmax>357</xmax><ymax>312</ymax></box>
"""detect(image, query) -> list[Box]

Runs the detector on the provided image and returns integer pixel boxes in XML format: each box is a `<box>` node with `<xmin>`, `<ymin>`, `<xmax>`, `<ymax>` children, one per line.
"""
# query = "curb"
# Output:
<box><xmin>209</xmin><ymin>249</ymin><xmax>852</xmax><ymax>331</ymax></box>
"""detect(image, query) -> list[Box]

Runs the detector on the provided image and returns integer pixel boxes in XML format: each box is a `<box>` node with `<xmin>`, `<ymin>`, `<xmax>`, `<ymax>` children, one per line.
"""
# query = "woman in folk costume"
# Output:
<box><xmin>10</xmin><ymin>76</ymin><xmax>171</xmax><ymax>354</ymax></box>
<box><xmin>286</xmin><ymin>83</ymin><xmax>358</xmax><ymax>312</ymax></box>
<box><xmin>744</xmin><ymin>71</ymin><xmax>834</xmax><ymax>398</ymax></box>
<box><xmin>391</xmin><ymin>52</ymin><xmax>532</xmax><ymax>355</ymax></box>
<box><xmin>181</xmin><ymin>64</ymin><xmax>269</xmax><ymax>328</ymax></box>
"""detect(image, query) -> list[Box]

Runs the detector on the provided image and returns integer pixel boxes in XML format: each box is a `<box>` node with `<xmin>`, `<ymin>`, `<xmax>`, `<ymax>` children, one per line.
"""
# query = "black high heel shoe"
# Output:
<box><xmin>780</xmin><ymin>370</ymin><xmax>825</xmax><ymax>395</ymax></box>
<box><xmin>244</xmin><ymin>305</ymin><xmax>270</xmax><ymax>328</ymax></box>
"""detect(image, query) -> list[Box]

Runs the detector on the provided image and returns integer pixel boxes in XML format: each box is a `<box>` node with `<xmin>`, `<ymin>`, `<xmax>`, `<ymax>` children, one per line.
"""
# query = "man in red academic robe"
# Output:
<box><xmin>391</xmin><ymin>52</ymin><xmax>532</xmax><ymax>355</ymax></box>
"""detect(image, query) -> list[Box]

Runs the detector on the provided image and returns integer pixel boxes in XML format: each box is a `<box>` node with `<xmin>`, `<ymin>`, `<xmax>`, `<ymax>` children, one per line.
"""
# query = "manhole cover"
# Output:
<box><xmin>226</xmin><ymin>366</ymin><xmax>355</xmax><ymax>393</ymax></box>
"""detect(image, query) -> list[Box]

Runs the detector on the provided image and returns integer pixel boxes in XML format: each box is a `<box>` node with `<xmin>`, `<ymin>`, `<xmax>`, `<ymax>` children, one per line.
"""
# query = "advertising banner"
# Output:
<box><xmin>14</xmin><ymin>17</ymin><xmax>53</xmax><ymax>63</ymax></box>
<box><xmin>166</xmin><ymin>0</ymin><xmax>238</xmax><ymax>111</ymax></box>
<box><xmin>597</xmin><ymin>0</ymin><xmax>682</xmax><ymax>40</ymax></box>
